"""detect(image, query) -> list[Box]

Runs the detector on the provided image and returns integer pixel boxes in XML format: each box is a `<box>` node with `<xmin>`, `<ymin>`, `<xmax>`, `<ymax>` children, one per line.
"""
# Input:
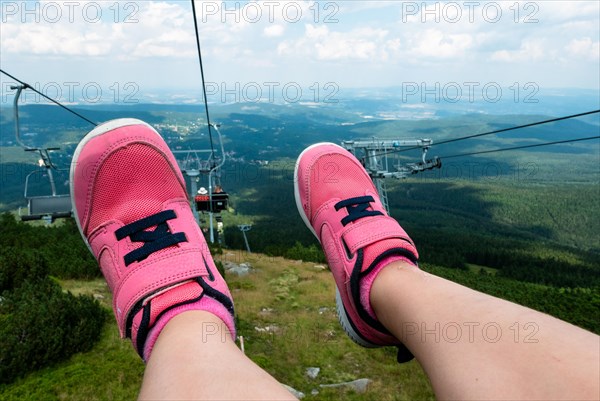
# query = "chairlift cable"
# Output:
<box><xmin>440</xmin><ymin>135</ymin><xmax>600</xmax><ymax>159</ymax></box>
<box><xmin>372</xmin><ymin>109</ymin><xmax>600</xmax><ymax>158</ymax></box>
<box><xmin>190</xmin><ymin>0</ymin><xmax>217</xmax><ymax>161</ymax></box>
<box><xmin>0</xmin><ymin>69</ymin><xmax>98</xmax><ymax>127</ymax></box>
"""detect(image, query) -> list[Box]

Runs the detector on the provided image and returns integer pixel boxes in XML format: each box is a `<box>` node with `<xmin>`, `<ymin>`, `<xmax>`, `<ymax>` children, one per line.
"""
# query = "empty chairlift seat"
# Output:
<box><xmin>22</xmin><ymin>194</ymin><xmax>73</xmax><ymax>222</ymax></box>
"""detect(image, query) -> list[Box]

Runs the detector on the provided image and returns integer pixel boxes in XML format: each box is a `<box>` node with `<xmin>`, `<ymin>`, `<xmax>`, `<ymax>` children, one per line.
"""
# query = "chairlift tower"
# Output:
<box><xmin>238</xmin><ymin>225</ymin><xmax>252</xmax><ymax>253</ymax></box>
<box><xmin>342</xmin><ymin>138</ymin><xmax>442</xmax><ymax>212</ymax></box>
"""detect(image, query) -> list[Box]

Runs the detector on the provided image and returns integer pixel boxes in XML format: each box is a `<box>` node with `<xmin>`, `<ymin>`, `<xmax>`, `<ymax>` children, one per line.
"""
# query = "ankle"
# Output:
<box><xmin>369</xmin><ymin>260</ymin><xmax>420</xmax><ymax>326</ymax></box>
<box><xmin>147</xmin><ymin>311</ymin><xmax>237</xmax><ymax>367</ymax></box>
<box><xmin>157</xmin><ymin>310</ymin><xmax>235</xmax><ymax>346</ymax></box>
<box><xmin>360</xmin><ymin>254</ymin><xmax>417</xmax><ymax>320</ymax></box>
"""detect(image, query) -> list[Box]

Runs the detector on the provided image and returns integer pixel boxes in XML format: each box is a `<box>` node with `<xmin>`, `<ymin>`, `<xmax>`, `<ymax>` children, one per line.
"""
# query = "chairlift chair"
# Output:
<box><xmin>11</xmin><ymin>84</ymin><xmax>73</xmax><ymax>222</ymax></box>
<box><xmin>174</xmin><ymin>123</ymin><xmax>229</xmax><ymax>244</ymax></box>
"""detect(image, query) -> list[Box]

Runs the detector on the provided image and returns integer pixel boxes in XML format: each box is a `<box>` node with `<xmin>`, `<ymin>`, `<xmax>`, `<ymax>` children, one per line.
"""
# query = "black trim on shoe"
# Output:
<box><xmin>397</xmin><ymin>344</ymin><xmax>414</xmax><ymax>363</ymax></box>
<box><xmin>204</xmin><ymin>255</ymin><xmax>215</xmax><ymax>282</ymax></box>
<box><xmin>124</xmin><ymin>261</ymin><xmax>235</xmax><ymax>360</ymax></box>
<box><xmin>126</xmin><ymin>298</ymin><xmax>145</xmax><ymax>339</ymax></box>
<box><xmin>135</xmin><ymin>303</ymin><xmax>152</xmax><ymax>357</ymax></box>
<box><xmin>349</xmin><ymin>249</ymin><xmax>389</xmax><ymax>334</ymax></box>
<box><xmin>361</xmin><ymin>246</ymin><xmax>418</xmax><ymax>277</ymax></box>
<box><xmin>131</xmin><ymin>278</ymin><xmax>207</xmax><ymax>359</ymax></box>
<box><xmin>338</xmin><ymin>297</ymin><xmax>376</xmax><ymax>346</ymax></box>
<box><xmin>197</xmin><ymin>267</ymin><xmax>235</xmax><ymax>317</ymax></box>
<box><xmin>351</xmin><ymin>247</ymin><xmax>418</xmax><ymax>334</ymax></box>
<box><xmin>348</xmin><ymin>247</ymin><xmax>418</xmax><ymax>363</ymax></box>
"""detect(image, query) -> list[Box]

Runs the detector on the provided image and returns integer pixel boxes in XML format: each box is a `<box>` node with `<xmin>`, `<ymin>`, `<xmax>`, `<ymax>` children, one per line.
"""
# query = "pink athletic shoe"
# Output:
<box><xmin>70</xmin><ymin>118</ymin><xmax>235</xmax><ymax>361</ymax></box>
<box><xmin>294</xmin><ymin>143</ymin><xmax>418</xmax><ymax>362</ymax></box>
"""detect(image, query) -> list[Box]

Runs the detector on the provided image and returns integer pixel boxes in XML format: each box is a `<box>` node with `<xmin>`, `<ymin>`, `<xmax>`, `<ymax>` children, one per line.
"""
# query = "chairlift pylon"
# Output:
<box><xmin>342</xmin><ymin>138</ymin><xmax>442</xmax><ymax>212</ymax></box>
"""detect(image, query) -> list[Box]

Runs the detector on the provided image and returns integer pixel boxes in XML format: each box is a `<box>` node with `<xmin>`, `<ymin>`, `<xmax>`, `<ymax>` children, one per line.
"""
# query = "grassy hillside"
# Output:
<box><xmin>2</xmin><ymin>250</ymin><xmax>598</xmax><ymax>400</ymax></box>
<box><xmin>1</xmin><ymin>252</ymin><xmax>435</xmax><ymax>401</ymax></box>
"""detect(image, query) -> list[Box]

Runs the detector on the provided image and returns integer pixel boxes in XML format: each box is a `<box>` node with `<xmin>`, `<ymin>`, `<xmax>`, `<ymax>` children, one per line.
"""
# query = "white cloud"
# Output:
<box><xmin>0</xmin><ymin>1</ymin><xmax>193</xmax><ymax>58</ymax></box>
<box><xmin>278</xmin><ymin>25</ymin><xmax>394</xmax><ymax>61</ymax></box>
<box><xmin>539</xmin><ymin>2</ymin><xmax>600</xmax><ymax>23</ymax></box>
<box><xmin>263</xmin><ymin>25</ymin><xmax>284</xmax><ymax>38</ymax></box>
<box><xmin>408</xmin><ymin>29</ymin><xmax>473</xmax><ymax>59</ymax></box>
<box><xmin>0</xmin><ymin>0</ymin><xmax>598</xmax><ymax>91</ymax></box>
<box><xmin>1</xmin><ymin>24</ymin><xmax>114</xmax><ymax>56</ymax></box>
<box><xmin>491</xmin><ymin>40</ymin><xmax>546</xmax><ymax>63</ymax></box>
<box><xmin>567</xmin><ymin>37</ymin><xmax>600</xmax><ymax>60</ymax></box>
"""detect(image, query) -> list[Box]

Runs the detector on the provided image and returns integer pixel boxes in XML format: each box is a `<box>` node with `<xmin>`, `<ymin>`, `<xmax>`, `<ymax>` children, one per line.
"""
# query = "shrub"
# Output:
<box><xmin>0</xmin><ymin>246</ymin><xmax>106</xmax><ymax>384</ymax></box>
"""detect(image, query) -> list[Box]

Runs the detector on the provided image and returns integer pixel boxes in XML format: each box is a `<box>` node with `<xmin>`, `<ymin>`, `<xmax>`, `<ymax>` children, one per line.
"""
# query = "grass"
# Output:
<box><xmin>466</xmin><ymin>263</ymin><xmax>498</xmax><ymax>275</ymax></box>
<box><xmin>1</xmin><ymin>251</ymin><xmax>435</xmax><ymax>401</ymax></box>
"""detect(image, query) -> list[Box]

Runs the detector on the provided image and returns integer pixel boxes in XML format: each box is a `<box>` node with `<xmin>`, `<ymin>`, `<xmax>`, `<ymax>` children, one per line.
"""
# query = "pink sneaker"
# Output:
<box><xmin>294</xmin><ymin>143</ymin><xmax>418</xmax><ymax>362</ymax></box>
<box><xmin>70</xmin><ymin>118</ymin><xmax>235</xmax><ymax>361</ymax></box>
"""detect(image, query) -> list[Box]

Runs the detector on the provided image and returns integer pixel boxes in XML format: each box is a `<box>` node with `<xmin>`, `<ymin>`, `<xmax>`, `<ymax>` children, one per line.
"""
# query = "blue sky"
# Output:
<box><xmin>1</xmin><ymin>1</ymin><xmax>598</xmax><ymax>105</ymax></box>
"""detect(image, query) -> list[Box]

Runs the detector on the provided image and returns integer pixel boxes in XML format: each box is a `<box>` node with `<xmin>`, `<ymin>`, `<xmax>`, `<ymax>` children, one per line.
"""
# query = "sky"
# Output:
<box><xmin>0</xmin><ymin>0</ymin><xmax>599</xmax><ymax>105</ymax></box>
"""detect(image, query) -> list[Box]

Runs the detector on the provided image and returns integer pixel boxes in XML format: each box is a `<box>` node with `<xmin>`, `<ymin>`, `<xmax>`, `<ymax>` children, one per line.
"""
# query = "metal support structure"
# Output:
<box><xmin>342</xmin><ymin>138</ymin><xmax>442</xmax><ymax>212</ymax></box>
<box><xmin>174</xmin><ymin>123</ymin><xmax>227</xmax><ymax>243</ymax></box>
<box><xmin>12</xmin><ymin>84</ymin><xmax>72</xmax><ymax>223</ymax></box>
<box><xmin>174</xmin><ymin>148</ymin><xmax>211</xmax><ymax>226</ymax></box>
<box><xmin>238</xmin><ymin>225</ymin><xmax>252</xmax><ymax>253</ymax></box>
<box><xmin>12</xmin><ymin>84</ymin><xmax>30</xmax><ymax>149</ymax></box>
<box><xmin>207</xmin><ymin>124</ymin><xmax>226</xmax><ymax>244</ymax></box>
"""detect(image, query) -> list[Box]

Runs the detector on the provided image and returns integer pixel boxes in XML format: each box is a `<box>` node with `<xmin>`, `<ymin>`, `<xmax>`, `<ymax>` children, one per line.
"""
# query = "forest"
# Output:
<box><xmin>0</xmin><ymin>105</ymin><xmax>598</xmax><ymax>394</ymax></box>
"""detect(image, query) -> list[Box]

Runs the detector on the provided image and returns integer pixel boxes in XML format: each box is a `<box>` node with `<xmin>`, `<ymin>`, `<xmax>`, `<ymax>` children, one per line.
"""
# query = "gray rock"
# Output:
<box><xmin>254</xmin><ymin>325</ymin><xmax>280</xmax><ymax>334</ymax></box>
<box><xmin>93</xmin><ymin>293</ymin><xmax>104</xmax><ymax>300</ymax></box>
<box><xmin>282</xmin><ymin>384</ymin><xmax>304</xmax><ymax>399</ymax></box>
<box><xmin>320</xmin><ymin>378</ymin><xmax>372</xmax><ymax>393</ymax></box>
<box><xmin>311</xmin><ymin>389</ymin><xmax>319</xmax><ymax>396</ymax></box>
<box><xmin>224</xmin><ymin>262</ymin><xmax>252</xmax><ymax>276</ymax></box>
<box><xmin>306</xmin><ymin>367</ymin><xmax>320</xmax><ymax>379</ymax></box>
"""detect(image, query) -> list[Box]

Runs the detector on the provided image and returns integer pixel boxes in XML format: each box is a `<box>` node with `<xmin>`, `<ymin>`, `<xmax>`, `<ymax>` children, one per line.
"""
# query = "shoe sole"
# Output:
<box><xmin>70</xmin><ymin>118</ymin><xmax>156</xmax><ymax>254</ymax></box>
<box><xmin>294</xmin><ymin>142</ymin><xmax>379</xmax><ymax>349</ymax></box>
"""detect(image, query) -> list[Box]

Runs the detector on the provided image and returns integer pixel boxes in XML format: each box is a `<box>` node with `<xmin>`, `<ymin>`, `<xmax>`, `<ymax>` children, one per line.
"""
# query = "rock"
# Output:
<box><xmin>224</xmin><ymin>262</ymin><xmax>252</xmax><ymax>276</ymax></box>
<box><xmin>320</xmin><ymin>378</ymin><xmax>372</xmax><ymax>393</ymax></box>
<box><xmin>306</xmin><ymin>367</ymin><xmax>320</xmax><ymax>379</ymax></box>
<box><xmin>311</xmin><ymin>389</ymin><xmax>319</xmax><ymax>396</ymax></box>
<box><xmin>318</xmin><ymin>307</ymin><xmax>330</xmax><ymax>315</ymax></box>
<box><xmin>282</xmin><ymin>384</ymin><xmax>304</xmax><ymax>399</ymax></box>
<box><xmin>93</xmin><ymin>293</ymin><xmax>104</xmax><ymax>300</ymax></box>
<box><xmin>313</xmin><ymin>264</ymin><xmax>327</xmax><ymax>271</ymax></box>
<box><xmin>254</xmin><ymin>325</ymin><xmax>280</xmax><ymax>334</ymax></box>
<box><xmin>259</xmin><ymin>307</ymin><xmax>274</xmax><ymax>316</ymax></box>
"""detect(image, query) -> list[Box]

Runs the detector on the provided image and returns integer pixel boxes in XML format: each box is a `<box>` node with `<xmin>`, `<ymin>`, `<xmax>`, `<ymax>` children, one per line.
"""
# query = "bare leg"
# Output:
<box><xmin>139</xmin><ymin>311</ymin><xmax>297</xmax><ymax>401</ymax></box>
<box><xmin>371</xmin><ymin>261</ymin><xmax>599</xmax><ymax>401</ymax></box>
